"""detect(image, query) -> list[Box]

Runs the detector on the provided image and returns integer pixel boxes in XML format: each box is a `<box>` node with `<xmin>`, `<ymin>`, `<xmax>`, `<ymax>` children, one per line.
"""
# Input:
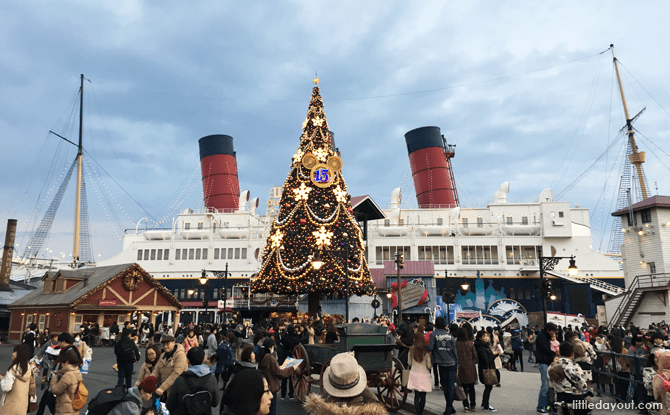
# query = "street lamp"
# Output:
<box><xmin>311</xmin><ymin>245</ymin><xmax>351</xmax><ymax>322</ymax></box>
<box><xmin>538</xmin><ymin>246</ymin><xmax>578</xmax><ymax>324</ymax></box>
<box><xmin>460</xmin><ymin>278</ymin><xmax>470</xmax><ymax>291</ymax></box>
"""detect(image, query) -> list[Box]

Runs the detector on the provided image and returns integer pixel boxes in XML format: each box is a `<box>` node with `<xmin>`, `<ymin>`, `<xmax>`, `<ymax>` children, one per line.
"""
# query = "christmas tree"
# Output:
<box><xmin>250</xmin><ymin>78</ymin><xmax>376</xmax><ymax>312</ymax></box>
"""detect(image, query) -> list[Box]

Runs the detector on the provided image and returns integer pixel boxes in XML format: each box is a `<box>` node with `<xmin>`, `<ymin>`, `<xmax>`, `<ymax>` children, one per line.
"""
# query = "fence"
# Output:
<box><xmin>590</xmin><ymin>349</ymin><xmax>650</xmax><ymax>405</ymax></box>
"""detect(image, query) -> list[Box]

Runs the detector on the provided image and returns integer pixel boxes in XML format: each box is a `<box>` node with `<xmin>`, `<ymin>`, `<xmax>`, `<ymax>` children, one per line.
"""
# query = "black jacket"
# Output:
<box><xmin>166</xmin><ymin>368</ymin><xmax>220</xmax><ymax>415</ymax></box>
<box><xmin>474</xmin><ymin>340</ymin><xmax>495</xmax><ymax>372</ymax></box>
<box><xmin>114</xmin><ymin>336</ymin><xmax>140</xmax><ymax>364</ymax></box>
<box><xmin>280</xmin><ymin>334</ymin><xmax>301</xmax><ymax>364</ymax></box>
<box><xmin>534</xmin><ymin>329</ymin><xmax>556</xmax><ymax>365</ymax></box>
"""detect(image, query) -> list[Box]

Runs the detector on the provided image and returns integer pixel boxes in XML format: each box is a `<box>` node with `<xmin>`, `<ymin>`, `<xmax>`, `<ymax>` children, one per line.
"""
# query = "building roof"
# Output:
<box><xmin>351</xmin><ymin>195</ymin><xmax>386</xmax><ymax>221</ymax></box>
<box><xmin>382</xmin><ymin>260</ymin><xmax>435</xmax><ymax>277</ymax></box>
<box><xmin>612</xmin><ymin>195</ymin><xmax>670</xmax><ymax>216</ymax></box>
<box><xmin>9</xmin><ymin>263</ymin><xmax>181</xmax><ymax>309</ymax></box>
<box><xmin>370</xmin><ymin>268</ymin><xmax>386</xmax><ymax>288</ymax></box>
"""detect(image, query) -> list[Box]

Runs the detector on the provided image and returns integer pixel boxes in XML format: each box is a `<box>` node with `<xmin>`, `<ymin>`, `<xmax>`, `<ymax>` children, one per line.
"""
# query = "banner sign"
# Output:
<box><xmin>391</xmin><ymin>278</ymin><xmax>429</xmax><ymax>311</ymax></box>
<box><xmin>98</xmin><ymin>299</ymin><xmax>117</xmax><ymax>306</ymax></box>
<box><xmin>456</xmin><ymin>311</ymin><xmax>481</xmax><ymax>319</ymax></box>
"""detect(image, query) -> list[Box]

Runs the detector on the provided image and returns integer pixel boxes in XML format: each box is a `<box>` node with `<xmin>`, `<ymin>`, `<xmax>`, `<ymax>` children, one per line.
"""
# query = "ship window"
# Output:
<box><xmin>235</xmin><ymin>248</ymin><xmax>240</xmax><ymax>259</ymax></box>
<box><xmin>648</xmin><ymin>262</ymin><xmax>656</xmax><ymax>274</ymax></box>
<box><xmin>384</xmin><ymin>219</ymin><xmax>390</xmax><ymax>227</ymax></box>
<box><xmin>558</xmin><ymin>211</ymin><xmax>564</xmax><ymax>218</ymax></box>
<box><xmin>437</xmin><ymin>218</ymin><xmax>443</xmax><ymax>226</ymax></box>
<box><xmin>214</xmin><ymin>248</ymin><xmax>219</xmax><ymax>260</ymax></box>
<box><xmin>510</xmin><ymin>287</ymin><xmax>515</xmax><ymax>299</ymax></box>
<box><xmin>143</xmin><ymin>250</ymin><xmax>150</xmax><ymax>261</ymax></box>
<box><xmin>241</xmin><ymin>248</ymin><xmax>247</xmax><ymax>259</ymax></box>
<box><xmin>137</xmin><ymin>250</ymin><xmax>143</xmax><ymax>261</ymax></box>
<box><xmin>398</xmin><ymin>218</ymin><xmax>404</xmax><ymax>226</ymax></box>
<box><xmin>228</xmin><ymin>248</ymin><xmax>234</xmax><ymax>259</ymax></box>
<box><xmin>212</xmin><ymin>289</ymin><xmax>218</xmax><ymax>299</ymax></box>
<box><xmin>185</xmin><ymin>222</ymin><xmax>190</xmax><ymax>230</ymax></box>
<box><xmin>506</xmin><ymin>216</ymin><xmax>513</xmax><ymax>225</ymax></box>
<box><xmin>198</xmin><ymin>221</ymin><xmax>203</xmax><ymax>230</ymax></box>
<box><xmin>477</xmin><ymin>217</ymin><xmax>483</xmax><ymax>228</ymax></box>
<box><xmin>525</xmin><ymin>288</ymin><xmax>531</xmax><ymax>299</ymax></box>
<box><xmin>221</xmin><ymin>248</ymin><xmax>227</xmax><ymax>260</ymax></box>
<box><xmin>202</xmin><ymin>249</ymin><xmax>208</xmax><ymax>260</ymax></box>
<box><xmin>521</xmin><ymin>216</ymin><xmax>528</xmax><ymax>225</ymax></box>
<box><xmin>196</xmin><ymin>249</ymin><xmax>201</xmax><ymax>260</ymax></box>
<box><xmin>150</xmin><ymin>249</ymin><xmax>156</xmax><ymax>260</ymax></box>
<box><xmin>157</xmin><ymin>249</ymin><xmax>163</xmax><ymax>260</ymax></box>
<box><xmin>189</xmin><ymin>249</ymin><xmax>195</xmax><ymax>260</ymax></box>
<box><xmin>641</xmin><ymin>209</ymin><xmax>652</xmax><ymax>223</ymax></box>
<box><xmin>462</xmin><ymin>218</ymin><xmax>468</xmax><ymax>228</ymax></box>
<box><xmin>164</xmin><ymin>249</ymin><xmax>169</xmax><ymax>260</ymax></box>
<box><xmin>175</xmin><ymin>249</ymin><xmax>181</xmax><ymax>260</ymax></box>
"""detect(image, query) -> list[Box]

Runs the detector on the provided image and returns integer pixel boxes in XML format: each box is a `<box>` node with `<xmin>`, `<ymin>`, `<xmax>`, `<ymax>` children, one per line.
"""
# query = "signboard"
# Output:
<box><xmin>547</xmin><ymin>312</ymin><xmax>586</xmax><ymax>327</ymax></box>
<box><xmin>391</xmin><ymin>279</ymin><xmax>429</xmax><ymax>311</ymax></box>
<box><xmin>98</xmin><ymin>299</ymin><xmax>117</xmax><ymax>306</ymax></box>
<box><xmin>217</xmin><ymin>300</ymin><xmax>225</xmax><ymax>309</ymax></box>
<box><xmin>456</xmin><ymin>311</ymin><xmax>481</xmax><ymax>319</ymax></box>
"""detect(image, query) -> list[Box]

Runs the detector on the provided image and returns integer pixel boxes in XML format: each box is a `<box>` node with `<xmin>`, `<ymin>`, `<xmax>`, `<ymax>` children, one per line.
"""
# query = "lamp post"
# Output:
<box><xmin>538</xmin><ymin>246</ymin><xmax>578</xmax><ymax>325</ymax></box>
<box><xmin>311</xmin><ymin>244</ymin><xmax>350</xmax><ymax>323</ymax></box>
<box><xmin>200</xmin><ymin>264</ymin><xmax>229</xmax><ymax>325</ymax></box>
<box><xmin>395</xmin><ymin>252</ymin><xmax>404</xmax><ymax>325</ymax></box>
<box><xmin>444</xmin><ymin>270</ymin><xmax>469</xmax><ymax>323</ymax></box>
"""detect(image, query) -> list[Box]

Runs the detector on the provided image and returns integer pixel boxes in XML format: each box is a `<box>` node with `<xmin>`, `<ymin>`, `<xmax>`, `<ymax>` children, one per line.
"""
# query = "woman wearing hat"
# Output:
<box><xmin>304</xmin><ymin>352</ymin><xmax>388</xmax><ymax>415</ymax></box>
<box><xmin>257</xmin><ymin>338</ymin><xmax>296</xmax><ymax>415</ymax></box>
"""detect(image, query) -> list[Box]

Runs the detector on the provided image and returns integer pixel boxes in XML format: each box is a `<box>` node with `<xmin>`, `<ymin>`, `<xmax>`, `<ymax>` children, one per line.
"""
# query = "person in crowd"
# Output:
<box><xmin>652</xmin><ymin>350</ymin><xmax>670</xmax><ymax>412</ymax></box>
<box><xmin>135</xmin><ymin>344</ymin><xmax>162</xmax><ymax>387</ymax></box>
<box><xmin>474</xmin><ymin>330</ymin><xmax>497</xmax><ymax>412</ymax></box>
<box><xmin>325</xmin><ymin>324</ymin><xmax>339</xmax><ymax>344</ymax></box>
<box><xmin>183</xmin><ymin>329</ymin><xmax>199</xmax><ymax>354</ymax></box>
<box><xmin>213</xmin><ymin>331</ymin><xmax>235</xmax><ymax>388</ymax></box>
<box><xmin>535</xmin><ymin>322</ymin><xmax>558</xmax><ymax>414</ymax></box>
<box><xmin>24</xmin><ymin>323</ymin><xmax>38</xmax><ymax>357</ymax></box>
<box><xmin>629</xmin><ymin>334</ymin><xmax>648</xmax><ymax>405</ymax></box>
<box><xmin>232</xmin><ymin>346</ymin><xmax>257</xmax><ymax>378</ymax></box>
<box><xmin>511</xmin><ymin>330</ymin><xmax>524</xmax><ymax>372</ymax></box>
<box><xmin>456</xmin><ymin>328</ymin><xmax>478</xmax><ymax>412</ymax></box>
<box><xmin>407</xmin><ymin>328</ymin><xmax>432</xmax><ymax>415</ymax></box>
<box><xmin>565</xmin><ymin>331</ymin><xmax>596</xmax><ymax>392</ymax></box>
<box><xmin>547</xmin><ymin>342</ymin><xmax>589</xmax><ymax>415</ymax></box>
<box><xmin>39</xmin><ymin>328</ymin><xmax>51</xmax><ymax>348</ymax></box>
<box><xmin>109</xmin><ymin>375</ymin><xmax>158</xmax><ymax>415</ymax></box>
<box><xmin>610</xmin><ymin>335</ymin><xmax>631</xmax><ymax>402</ymax></box>
<box><xmin>50</xmin><ymin>349</ymin><xmax>83</xmax><ymax>415</ymax></box>
<box><xmin>167</xmin><ymin>346</ymin><xmax>220</xmax><ymax>415</ymax></box>
<box><xmin>110</xmin><ymin>321</ymin><xmax>120</xmax><ymax>345</ymax></box>
<box><xmin>114</xmin><ymin>327</ymin><xmax>141</xmax><ymax>390</ymax></box>
<box><xmin>280</xmin><ymin>324</ymin><xmax>300</xmax><ymax>400</ymax></box>
<box><xmin>427</xmin><ymin>317</ymin><xmax>459</xmax><ymax>415</ymax></box>
<box><xmin>486</xmin><ymin>326</ymin><xmax>502</xmax><ymax>387</ymax></box>
<box><xmin>37</xmin><ymin>333</ymin><xmax>59</xmax><ymax>360</ymax></box>
<box><xmin>396</xmin><ymin>321</ymin><xmax>414</xmax><ymax>379</ymax></box>
<box><xmin>304</xmin><ymin>352</ymin><xmax>388</xmax><ymax>415</ymax></box>
<box><xmin>0</xmin><ymin>344</ymin><xmax>36</xmax><ymax>415</ymax></box>
<box><xmin>304</xmin><ymin>320</ymin><xmax>315</xmax><ymax>345</ymax></box>
<box><xmin>151</xmin><ymin>335</ymin><xmax>188</xmax><ymax>400</ymax></box>
<box><xmin>502</xmin><ymin>329</ymin><xmax>513</xmax><ymax>371</ymax></box>
<box><xmin>36</xmin><ymin>333</ymin><xmax>80</xmax><ymax>415</ymax></box>
<box><xmin>527</xmin><ymin>329</ymin><xmax>537</xmax><ymax>365</ymax></box>
<box><xmin>221</xmin><ymin>369</ymin><xmax>272</xmax><ymax>415</ymax></box>
<box><xmin>257</xmin><ymin>337</ymin><xmax>297</xmax><ymax>415</ymax></box>
<box><xmin>207</xmin><ymin>326</ymin><xmax>219</xmax><ymax>360</ymax></box>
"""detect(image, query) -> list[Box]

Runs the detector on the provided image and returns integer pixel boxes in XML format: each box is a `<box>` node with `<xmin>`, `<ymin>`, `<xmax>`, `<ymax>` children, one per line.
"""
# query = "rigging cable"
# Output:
<box><xmin>617</xmin><ymin>60</ymin><xmax>670</xmax><ymax>120</ymax></box>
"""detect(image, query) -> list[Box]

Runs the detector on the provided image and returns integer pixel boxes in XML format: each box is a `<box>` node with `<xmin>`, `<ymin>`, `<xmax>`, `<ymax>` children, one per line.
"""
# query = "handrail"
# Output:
<box><xmin>608</xmin><ymin>273</ymin><xmax>670</xmax><ymax>328</ymax></box>
<box><xmin>608</xmin><ymin>276</ymin><xmax>640</xmax><ymax>328</ymax></box>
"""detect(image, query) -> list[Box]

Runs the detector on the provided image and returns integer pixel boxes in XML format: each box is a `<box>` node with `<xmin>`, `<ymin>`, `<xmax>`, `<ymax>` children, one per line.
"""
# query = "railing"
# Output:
<box><xmin>608</xmin><ymin>273</ymin><xmax>670</xmax><ymax>328</ymax></box>
<box><xmin>591</xmin><ymin>350</ymin><xmax>650</xmax><ymax>405</ymax></box>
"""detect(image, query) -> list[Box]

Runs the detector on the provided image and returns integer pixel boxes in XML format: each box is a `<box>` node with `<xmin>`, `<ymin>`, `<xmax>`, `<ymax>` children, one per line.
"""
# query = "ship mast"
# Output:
<box><xmin>611</xmin><ymin>44</ymin><xmax>649</xmax><ymax>200</ymax></box>
<box><xmin>72</xmin><ymin>74</ymin><xmax>84</xmax><ymax>267</ymax></box>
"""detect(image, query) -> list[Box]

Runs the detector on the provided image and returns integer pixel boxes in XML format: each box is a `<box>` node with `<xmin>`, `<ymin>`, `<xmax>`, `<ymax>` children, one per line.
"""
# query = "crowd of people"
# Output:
<box><xmin>3</xmin><ymin>317</ymin><xmax>670</xmax><ymax>415</ymax></box>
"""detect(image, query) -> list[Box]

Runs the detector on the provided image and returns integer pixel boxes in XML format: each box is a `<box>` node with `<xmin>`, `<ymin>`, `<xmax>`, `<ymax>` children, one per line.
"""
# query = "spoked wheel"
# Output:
<box><xmin>319</xmin><ymin>359</ymin><xmax>331</xmax><ymax>398</ymax></box>
<box><xmin>291</xmin><ymin>344</ymin><xmax>311</xmax><ymax>402</ymax></box>
<box><xmin>376</xmin><ymin>356</ymin><xmax>407</xmax><ymax>412</ymax></box>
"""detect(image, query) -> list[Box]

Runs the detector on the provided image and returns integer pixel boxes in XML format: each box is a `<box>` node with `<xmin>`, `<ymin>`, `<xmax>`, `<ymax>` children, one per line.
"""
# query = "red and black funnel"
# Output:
<box><xmin>199</xmin><ymin>135</ymin><xmax>240</xmax><ymax>211</ymax></box>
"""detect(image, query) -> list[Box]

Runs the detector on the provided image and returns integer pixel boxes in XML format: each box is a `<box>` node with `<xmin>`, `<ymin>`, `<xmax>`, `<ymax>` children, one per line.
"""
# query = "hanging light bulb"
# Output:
<box><xmin>311</xmin><ymin>251</ymin><xmax>323</xmax><ymax>270</ymax></box>
<box><xmin>568</xmin><ymin>257</ymin><xmax>579</xmax><ymax>276</ymax></box>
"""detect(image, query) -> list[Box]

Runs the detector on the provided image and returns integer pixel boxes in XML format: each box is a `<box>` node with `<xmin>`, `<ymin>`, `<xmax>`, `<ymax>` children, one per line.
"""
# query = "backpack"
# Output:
<box><xmin>222</xmin><ymin>343</ymin><xmax>234</xmax><ymax>368</ymax></box>
<box><xmin>86</xmin><ymin>386</ymin><xmax>132</xmax><ymax>415</ymax></box>
<box><xmin>120</xmin><ymin>339</ymin><xmax>136</xmax><ymax>361</ymax></box>
<box><xmin>181</xmin><ymin>377</ymin><xmax>213</xmax><ymax>415</ymax></box>
<box><xmin>70</xmin><ymin>380</ymin><xmax>89</xmax><ymax>410</ymax></box>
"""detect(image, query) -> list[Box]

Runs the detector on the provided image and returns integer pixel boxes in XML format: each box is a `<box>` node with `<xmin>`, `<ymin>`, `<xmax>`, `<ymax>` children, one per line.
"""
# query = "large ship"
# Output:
<box><xmin>98</xmin><ymin>127</ymin><xmax>625</xmax><ymax>326</ymax></box>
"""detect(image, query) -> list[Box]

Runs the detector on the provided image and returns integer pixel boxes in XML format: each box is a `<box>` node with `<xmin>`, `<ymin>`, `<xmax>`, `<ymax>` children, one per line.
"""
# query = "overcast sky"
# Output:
<box><xmin>2</xmin><ymin>1</ymin><xmax>669</xmax><ymax>262</ymax></box>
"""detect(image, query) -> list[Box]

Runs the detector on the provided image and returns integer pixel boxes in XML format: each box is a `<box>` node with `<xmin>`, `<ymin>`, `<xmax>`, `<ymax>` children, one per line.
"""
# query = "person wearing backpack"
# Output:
<box><xmin>167</xmin><ymin>346</ymin><xmax>220</xmax><ymax>415</ymax></box>
<box><xmin>106</xmin><ymin>376</ymin><xmax>158</xmax><ymax>415</ymax></box>
<box><xmin>50</xmin><ymin>349</ymin><xmax>84</xmax><ymax>415</ymax></box>
<box><xmin>213</xmin><ymin>334</ymin><xmax>234</xmax><ymax>387</ymax></box>
<box><xmin>114</xmin><ymin>328</ymin><xmax>141</xmax><ymax>390</ymax></box>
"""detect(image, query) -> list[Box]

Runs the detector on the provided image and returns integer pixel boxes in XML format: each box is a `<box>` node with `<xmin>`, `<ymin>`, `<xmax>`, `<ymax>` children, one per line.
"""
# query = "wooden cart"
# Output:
<box><xmin>290</xmin><ymin>323</ymin><xmax>407</xmax><ymax>412</ymax></box>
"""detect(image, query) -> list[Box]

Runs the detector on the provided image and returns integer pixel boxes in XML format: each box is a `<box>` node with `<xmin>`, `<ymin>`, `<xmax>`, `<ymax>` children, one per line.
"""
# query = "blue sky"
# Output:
<box><xmin>1</xmin><ymin>1</ymin><xmax>669</xmax><ymax>261</ymax></box>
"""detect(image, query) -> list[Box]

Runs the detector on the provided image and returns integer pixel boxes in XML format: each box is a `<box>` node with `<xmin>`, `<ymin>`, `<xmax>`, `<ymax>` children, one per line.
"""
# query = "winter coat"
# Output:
<box><xmin>652</xmin><ymin>350</ymin><xmax>670</xmax><ymax>410</ymax></box>
<box><xmin>150</xmin><ymin>343</ymin><xmax>188</xmax><ymax>396</ymax></box>
<box><xmin>280</xmin><ymin>333</ymin><xmax>301</xmax><ymax>365</ymax></box>
<box><xmin>108</xmin><ymin>386</ymin><xmax>143</xmax><ymax>415</ymax></box>
<box><xmin>214</xmin><ymin>341</ymin><xmax>234</xmax><ymax>374</ymax></box>
<box><xmin>502</xmin><ymin>332</ymin><xmax>512</xmax><ymax>354</ymax></box>
<box><xmin>547</xmin><ymin>357</ymin><xmax>588</xmax><ymax>395</ymax></box>
<box><xmin>166</xmin><ymin>365</ymin><xmax>220</xmax><ymax>415</ymax></box>
<box><xmin>259</xmin><ymin>353</ymin><xmax>294</xmax><ymax>393</ymax></box>
<box><xmin>50</xmin><ymin>365</ymin><xmax>83</xmax><ymax>415</ymax></box>
<box><xmin>474</xmin><ymin>339</ymin><xmax>496</xmax><ymax>384</ymax></box>
<box><xmin>134</xmin><ymin>360</ymin><xmax>157</xmax><ymax>386</ymax></box>
<box><xmin>511</xmin><ymin>335</ymin><xmax>524</xmax><ymax>352</ymax></box>
<box><xmin>569</xmin><ymin>337</ymin><xmax>596</xmax><ymax>364</ymax></box>
<box><xmin>182</xmin><ymin>335</ymin><xmax>198</xmax><ymax>354</ymax></box>
<box><xmin>0</xmin><ymin>362</ymin><xmax>36</xmax><ymax>415</ymax></box>
<box><xmin>232</xmin><ymin>360</ymin><xmax>256</xmax><ymax>376</ymax></box>
<box><xmin>304</xmin><ymin>389</ymin><xmax>388</xmax><ymax>415</ymax></box>
<box><xmin>115</xmin><ymin>336</ymin><xmax>140</xmax><ymax>365</ymax></box>
<box><xmin>426</xmin><ymin>329</ymin><xmax>458</xmax><ymax>367</ymax></box>
<box><xmin>534</xmin><ymin>329</ymin><xmax>556</xmax><ymax>365</ymax></box>
<box><xmin>207</xmin><ymin>333</ymin><xmax>218</xmax><ymax>356</ymax></box>
<box><xmin>407</xmin><ymin>348</ymin><xmax>432</xmax><ymax>392</ymax></box>
<box><xmin>456</xmin><ymin>340</ymin><xmax>478</xmax><ymax>384</ymax></box>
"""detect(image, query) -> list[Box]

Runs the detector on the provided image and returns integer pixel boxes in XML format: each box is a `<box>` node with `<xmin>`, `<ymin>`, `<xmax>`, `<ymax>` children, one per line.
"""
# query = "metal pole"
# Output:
<box><xmin>223</xmin><ymin>263</ymin><xmax>228</xmax><ymax>325</ymax></box>
<box><xmin>445</xmin><ymin>269</ymin><xmax>449</xmax><ymax>323</ymax></box>
<box><xmin>73</xmin><ymin>74</ymin><xmax>84</xmax><ymax>266</ymax></box>
<box><xmin>539</xmin><ymin>247</ymin><xmax>547</xmax><ymax>325</ymax></box>
<box><xmin>396</xmin><ymin>252</ymin><xmax>402</xmax><ymax>325</ymax></box>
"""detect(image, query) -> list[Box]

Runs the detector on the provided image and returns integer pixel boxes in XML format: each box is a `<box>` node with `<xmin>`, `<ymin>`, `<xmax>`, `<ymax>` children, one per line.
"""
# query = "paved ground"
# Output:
<box><xmin>0</xmin><ymin>345</ymin><xmax>645</xmax><ymax>414</ymax></box>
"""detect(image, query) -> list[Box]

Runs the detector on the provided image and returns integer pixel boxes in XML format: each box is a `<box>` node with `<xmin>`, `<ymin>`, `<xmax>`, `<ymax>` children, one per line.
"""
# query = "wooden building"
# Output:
<box><xmin>8</xmin><ymin>263</ymin><xmax>181</xmax><ymax>340</ymax></box>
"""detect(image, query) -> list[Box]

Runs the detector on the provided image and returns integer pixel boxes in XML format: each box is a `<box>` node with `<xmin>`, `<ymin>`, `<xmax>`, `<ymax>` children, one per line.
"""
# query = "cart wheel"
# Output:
<box><xmin>291</xmin><ymin>344</ymin><xmax>311</xmax><ymax>402</ymax></box>
<box><xmin>377</xmin><ymin>356</ymin><xmax>407</xmax><ymax>412</ymax></box>
<box><xmin>319</xmin><ymin>359</ymin><xmax>331</xmax><ymax>398</ymax></box>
